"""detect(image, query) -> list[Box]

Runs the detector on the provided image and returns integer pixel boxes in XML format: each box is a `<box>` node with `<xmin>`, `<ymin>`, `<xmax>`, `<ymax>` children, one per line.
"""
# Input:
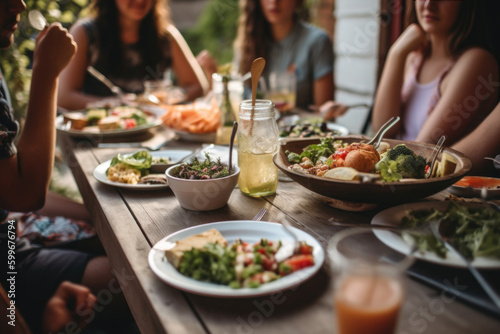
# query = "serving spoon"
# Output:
<box><xmin>250</xmin><ymin>58</ymin><xmax>265</xmax><ymax>135</ymax></box>
<box><xmin>228</xmin><ymin>121</ymin><xmax>238</xmax><ymax>174</ymax></box>
<box><xmin>274</xmin><ymin>215</ymin><xmax>300</xmax><ymax>263</ymax></box>
<box><xmin>366</xmin><ymin>116</ymin><xmax>400</xmax><ymax>149</ymax></box>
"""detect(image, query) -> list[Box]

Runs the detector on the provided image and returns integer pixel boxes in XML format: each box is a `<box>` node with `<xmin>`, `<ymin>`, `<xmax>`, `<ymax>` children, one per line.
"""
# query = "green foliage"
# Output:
<box><xmin>0</xmin><ymin>0</ymin><xmax>89</xmax><ymax>120</ymax></box>
<box><xmin>182</xmin><ymin>0</ymin><xmax>240</xmax><ymax>66</ymax></box>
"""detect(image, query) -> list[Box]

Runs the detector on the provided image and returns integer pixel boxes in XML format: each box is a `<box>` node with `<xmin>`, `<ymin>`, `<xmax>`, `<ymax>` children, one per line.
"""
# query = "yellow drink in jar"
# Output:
<box><xmin>238</xmin><ymin>150</ymin><xmax>278</xmax><ymax>197</ymax></box>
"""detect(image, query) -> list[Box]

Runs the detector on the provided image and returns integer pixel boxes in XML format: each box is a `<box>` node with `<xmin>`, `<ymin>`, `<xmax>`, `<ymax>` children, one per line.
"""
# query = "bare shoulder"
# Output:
<box><xmin>454</xmin><ymin>47</ymin><xmax>498</xmax><ymax>73</ymax></box>
<box><xmin>68</xmin><ymin>21</ymin><xmax>89</xmax><ymax>44</ymax></box>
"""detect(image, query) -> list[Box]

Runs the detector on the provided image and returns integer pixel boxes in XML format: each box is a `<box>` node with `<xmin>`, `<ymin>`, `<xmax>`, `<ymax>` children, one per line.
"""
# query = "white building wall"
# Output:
<box><xmin>334</xmin><ymin>0</ymin><xmax>382</xmax><ymax>134</ymax></box>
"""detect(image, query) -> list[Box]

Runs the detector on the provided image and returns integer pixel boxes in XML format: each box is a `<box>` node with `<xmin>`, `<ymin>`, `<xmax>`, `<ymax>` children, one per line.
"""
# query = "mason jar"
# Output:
<box><xmin>237</xmin><ymin>99</ymin><xmax>279</xmax><ymax>197</ymax></box>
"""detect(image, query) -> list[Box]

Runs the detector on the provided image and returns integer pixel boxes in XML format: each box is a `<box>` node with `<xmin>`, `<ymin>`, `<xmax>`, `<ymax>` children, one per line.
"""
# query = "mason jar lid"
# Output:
<box><xmin>239</xmin><ymin>99</ymin><xmax>275</xmax><ymax>119</ymax></box>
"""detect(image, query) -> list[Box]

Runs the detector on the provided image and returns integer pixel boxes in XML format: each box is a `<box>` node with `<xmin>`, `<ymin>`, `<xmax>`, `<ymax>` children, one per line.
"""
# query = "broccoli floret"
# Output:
<box><xmin>396</xmin><ymin>154</ymin><xmax>426</xmax><ymax>179</ymax></box>
<box><xmin>375</xmin><ymin>144</ymin><xmax>427</xmax><ymax>181</ymax></box>
<box><xmin>376</xmin><ymin>160</ymin><xmax>403</xmax><ymax>182</ymax></box>
<box><xmin>386</xmin><ymin>144</ymin><xmax>415</xmax><ymax>161</ymax></box>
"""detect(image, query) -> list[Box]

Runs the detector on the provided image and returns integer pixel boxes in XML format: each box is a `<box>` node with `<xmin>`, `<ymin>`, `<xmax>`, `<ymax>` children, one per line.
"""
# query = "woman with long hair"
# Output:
<box><xmin>198</xmin><ymin>0</ymin><xmax>334</xmax><ymax>109</ymax></box>
<box><xmin>372</xmin><ymin>0</ymin><xmax>498</xmax><ymax>144</ymax></box>
<box><xmin>58</xmin><ymin>0</ymin><xmax>208</xmax><ymax>110</ymax></box>
<box><xmin>236</xmin><ymin>0</ymin><xmax>333</xmax><ymax>108</ymax></box>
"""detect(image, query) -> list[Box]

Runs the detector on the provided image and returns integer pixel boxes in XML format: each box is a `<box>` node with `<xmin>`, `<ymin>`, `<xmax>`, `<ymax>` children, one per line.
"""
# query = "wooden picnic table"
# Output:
<box><xmin>58</xmin><ymin>127</ymin><xmax>500</xmax><ymax>334</ymax></box>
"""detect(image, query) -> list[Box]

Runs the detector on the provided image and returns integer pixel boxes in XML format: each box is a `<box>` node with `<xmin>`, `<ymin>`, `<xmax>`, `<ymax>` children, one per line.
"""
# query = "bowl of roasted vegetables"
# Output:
<box><xmin>273</xmin><ymin>136</ymin><xmax>472</xmax><ymax>204</ymax></box>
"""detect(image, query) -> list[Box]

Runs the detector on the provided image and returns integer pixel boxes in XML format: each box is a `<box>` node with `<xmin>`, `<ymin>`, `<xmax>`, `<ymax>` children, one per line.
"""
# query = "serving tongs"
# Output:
<box><xmin>425</xmin><ymin>135</ymin><xmax>446</xmax><ymax>179</ymax></box>
<box><xmin>429</xmin><ymin>219</ymin><xmax>500</xmax><ymax>310</ymax></box>
<box><xmin>365</xmin><ymin>116</ymin><xmax>400</xmax><ymax>149</ymax></box>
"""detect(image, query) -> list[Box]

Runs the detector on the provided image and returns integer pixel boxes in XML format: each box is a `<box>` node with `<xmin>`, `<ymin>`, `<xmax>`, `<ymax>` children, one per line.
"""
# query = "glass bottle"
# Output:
<box><xmin>215</xmin><ymin>75</ymin><xmax>237</xmax><ymax>145</ymax></box>
<box><xmin>237</xmin><ymin>99</ymin><xmax>279</xmax><ymax>197</ymax></box>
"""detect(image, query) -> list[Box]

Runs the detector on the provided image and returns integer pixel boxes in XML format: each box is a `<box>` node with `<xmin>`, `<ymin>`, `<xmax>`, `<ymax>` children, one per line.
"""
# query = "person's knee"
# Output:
<box><xmin>81</xmin><ymin>256</ymin><xmax>113</xmax><ymax>293</ymax></box>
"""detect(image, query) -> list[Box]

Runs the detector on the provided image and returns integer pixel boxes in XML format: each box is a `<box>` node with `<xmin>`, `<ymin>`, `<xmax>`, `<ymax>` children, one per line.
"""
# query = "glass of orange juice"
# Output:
<box><xmin>328</xmin><ymin>229</ymin><xmax>414</xmax><ymax>334</ymax></box>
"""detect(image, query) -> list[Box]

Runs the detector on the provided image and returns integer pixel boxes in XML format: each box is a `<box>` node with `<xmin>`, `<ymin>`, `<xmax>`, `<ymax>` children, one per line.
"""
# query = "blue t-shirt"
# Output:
<box><xmin>264</xmin><ymin>21</ymin><xmax>334</xmax><ymax>108</ymax></box>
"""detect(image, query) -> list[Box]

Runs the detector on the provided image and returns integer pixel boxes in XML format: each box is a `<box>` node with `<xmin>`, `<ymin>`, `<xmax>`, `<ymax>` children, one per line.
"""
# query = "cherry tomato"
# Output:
<box><xmin>334</xmin><ymin>149</ymin><xmax>349</xmax><ymax>161</ymax></box>
<box><xmin>279</xmin><ymin>254</ymin><xmax>315</xmax><ymax>275</ymax></box>
<box><xmin>123</xmin><ymin>118</ymin><xmax>137</xmax><ymax>129</ymax></box>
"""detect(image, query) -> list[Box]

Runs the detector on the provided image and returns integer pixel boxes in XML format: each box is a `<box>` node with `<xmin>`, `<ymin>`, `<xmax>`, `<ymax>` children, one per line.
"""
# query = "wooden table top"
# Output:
<box><xmin>58</xmin><ymin>128</ymin><xmax>500</xmax><ymax>334</ymax></box>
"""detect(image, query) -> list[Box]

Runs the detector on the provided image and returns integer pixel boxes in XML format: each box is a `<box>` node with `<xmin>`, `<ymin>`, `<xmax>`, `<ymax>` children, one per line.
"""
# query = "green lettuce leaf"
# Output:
<box><xmin>109</xmin><ymin>150</ymin><xmax>152</xmax><ymax>175</ymax></box>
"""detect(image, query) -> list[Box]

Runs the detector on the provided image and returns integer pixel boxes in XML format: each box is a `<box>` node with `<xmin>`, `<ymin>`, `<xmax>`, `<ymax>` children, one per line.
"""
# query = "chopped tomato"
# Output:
<box><xmin>123</xmin><ymin>118</ymin><xmax>137</xmax><ymax>129</ymax></box>
<box><xmin>425</xmin><ymin>165</ymin><xmax>430</xmax><ymax>175</ymax></box>
<box><xmin>279</xmin><ymin>254</ymin><xmax>315</xmax><ymax>276</ymax></box>
<box><xmin>256</xmin><ymin>247</ymin><xmax>267</xmax><ymax>255</ymax></box>
<box><xmin>298</xmin><ymin>242</ymin><xmax>313</xmax><ymax>255</ymax></box>
<box><xmin>261</xmin><ymin>255</ymin><xmax>277</xmax><ymax>271</ymax></box>
<box><xmin>334</xmin><ymin>149</ymin><xmax>349</xmax><ymax>161</ymax></box>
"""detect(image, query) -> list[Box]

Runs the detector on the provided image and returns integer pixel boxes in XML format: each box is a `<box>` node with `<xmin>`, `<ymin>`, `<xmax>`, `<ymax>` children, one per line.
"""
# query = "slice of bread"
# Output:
<box><xmin>436</xmin><ymin>153</ymin><xmax>457</xmax><ymax>177</ymax></box>
<box><xmin>97</xmin><ymin>116</ymin><xmax>120</xmax><ymax>130</ymax></box>
<box><xmin>165</xmin><ymin>229</ymin><xmax>227</xmax><ymax>268</ymax></box>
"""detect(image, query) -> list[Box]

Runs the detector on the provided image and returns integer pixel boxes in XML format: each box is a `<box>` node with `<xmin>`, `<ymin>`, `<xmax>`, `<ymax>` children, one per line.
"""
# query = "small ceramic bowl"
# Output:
<box><xmin>165</xmin><ymin>164</ymin><xmax>240</xmax><ymax>211</ymax></box>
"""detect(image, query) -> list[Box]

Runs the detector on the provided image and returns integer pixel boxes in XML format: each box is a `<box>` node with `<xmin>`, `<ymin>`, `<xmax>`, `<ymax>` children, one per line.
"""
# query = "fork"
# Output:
<box><xmin>252</xmin><ymin>208</ymin><xmax>268</xmax><ymax>221</ymax></box>
<box><xmin>480</xmin><ymin>188</ymin><xmax>500</xmax><ymax>212</ymax></box>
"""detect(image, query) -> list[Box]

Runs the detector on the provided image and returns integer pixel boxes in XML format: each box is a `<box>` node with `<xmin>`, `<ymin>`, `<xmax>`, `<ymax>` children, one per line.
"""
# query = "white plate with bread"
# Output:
<box><xmin>56</xmin><ymin>106</ymin><xmax>162</xmax><ymax>138</ymax></box>
<box><xmin>148</xmin><ymin>221</ymin><xmax>324</xmax><ymax>297</ymax></box>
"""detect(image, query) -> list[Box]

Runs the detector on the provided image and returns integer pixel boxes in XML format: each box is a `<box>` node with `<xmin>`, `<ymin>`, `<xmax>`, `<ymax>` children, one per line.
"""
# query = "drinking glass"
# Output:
<box><xmin>212</xmin><ymin>73</ymin><xmax>244</xmax><ymax>115</ymax></box>
<box><xmin>328</xmin><ymin>229</ymin><xmax>414</xmax><ymax>334</ymax></box>
<box><xmin>237</xmin><ymin>99</ymin><xmax>279</xmax><ymax>197</ymax></box>
<box><xmin>265</xmin><ymin>71</ymin><xmax>296</xmax><ymax>114</ymax></box>
<box><xmin>144</xmin><ymin>80</ymin><xmax>170</xmax><ymax>104</ymax></box>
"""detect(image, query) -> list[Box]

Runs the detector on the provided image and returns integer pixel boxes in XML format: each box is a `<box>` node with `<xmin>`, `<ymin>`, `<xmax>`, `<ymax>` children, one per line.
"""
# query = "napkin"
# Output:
<box><xmin>407</xmin><ymin>260</ymin><xmax>500</xmax><ymax>319</ymax></box>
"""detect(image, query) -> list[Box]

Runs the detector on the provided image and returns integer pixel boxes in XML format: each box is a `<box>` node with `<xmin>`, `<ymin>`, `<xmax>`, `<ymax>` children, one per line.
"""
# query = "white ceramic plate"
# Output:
<box><xmin>148</xmin><ymin>221</ymin><xmax>325</xmax><ymax>297</ymax></box>
<box><xmin>173</xmin><ymin>129</ymin><xmax>216</xmax><ymax>143</ymax></box>
<box><xmin>278</xmin><ymin>115</ymin><xmax>349</xmax><ymax>137</ymax></box>
<box><xmin>56</xmin><ymin>110</ymin><xmax>162</xmax><ymax>139</ymax></box>
<box><xmin>93</xmin><ymin>150</ymin><xmax>192</xmax><ymax>190</ymax></box>
<box><xmin>372</xmin><ymin>201</ymin><xmax>500</xmax><ymax>269</ymax></box>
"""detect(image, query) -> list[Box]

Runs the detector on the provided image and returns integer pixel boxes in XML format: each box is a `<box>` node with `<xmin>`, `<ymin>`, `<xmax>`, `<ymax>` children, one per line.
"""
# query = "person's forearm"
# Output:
<box><xmin>15</xmin><ymin>64</ymin><xmax>59</xmax><ymax>204</ymax></box>
<box><xmin>453</xmin><ymin>104</ymin><xmax>500</xmax><ymax>175</ymax></box>
<box><xmin>58</xmin><ymin>88</ymin><xmax>103</xmax><ymax>110</ymax></box>
<box><xmin>372</xmin><ymin>49</ymin><xmax>407</xmax><ymax>136</ymax></box>
<box><xmin>182</xmin><ymin>83</ymin><xmax>204</xmax><ymax>101</ymax></box>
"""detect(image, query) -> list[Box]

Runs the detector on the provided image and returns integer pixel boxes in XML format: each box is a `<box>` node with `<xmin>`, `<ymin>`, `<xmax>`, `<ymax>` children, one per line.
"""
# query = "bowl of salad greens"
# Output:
<box><xmin>166</xmin><ymin>154</ymin><xmax>240</xmax><ymax>211</ymax></box>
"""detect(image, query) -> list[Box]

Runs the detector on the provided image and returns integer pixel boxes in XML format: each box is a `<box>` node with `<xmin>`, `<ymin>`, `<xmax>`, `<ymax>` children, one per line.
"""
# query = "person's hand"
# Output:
<box><xmin>33</xmin><ymin>23</ymin><xmax>77</xmax><ymax>80</ymax></box>
<box><xmin>43</xmin><ymin>281</ymin><xmax>96</xmax><ymax>334</ymax></box>
<box><xmin>319</xmin><ymin>101</ymin><xmax>349</xmax><ymax>120</ymax></box>
<box><xmin>390</xmin><ymin>23</ymin><xmax>427</xmax><ymax>57</ymax></box>
<box><xmin>196</xmin><ymin>50</ymin><xmax>218</xmax><ymax>81</ymax></box>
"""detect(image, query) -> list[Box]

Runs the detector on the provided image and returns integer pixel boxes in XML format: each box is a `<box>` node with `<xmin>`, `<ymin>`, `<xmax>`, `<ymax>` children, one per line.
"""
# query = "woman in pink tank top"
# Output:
<box><xmin>372</xmin><ymin>0</ymin><xmax>498</xmax><ymax>145</ymax></box>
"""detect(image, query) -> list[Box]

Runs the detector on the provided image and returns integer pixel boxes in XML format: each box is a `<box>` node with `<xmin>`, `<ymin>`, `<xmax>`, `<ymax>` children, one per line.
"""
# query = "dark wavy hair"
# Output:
<box><xmin>405</xmin><ymin>0</ymin><xmax>492</xmax><ymax>57</ymax></box>
<box><xmin>89</xmin><ymin>0</ymin><xmax>171</xmax><ymax>77</ymax></box>
<box><xmin>235</xmin><ymin>0</ymin><xmax>304</xmax><ymax>75</ymax></box>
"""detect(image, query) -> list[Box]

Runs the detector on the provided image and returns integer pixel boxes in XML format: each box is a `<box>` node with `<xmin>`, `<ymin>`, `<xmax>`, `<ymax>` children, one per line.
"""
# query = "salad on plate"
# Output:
<box><xmin>163</xmin><ymin>228</ymin><xmax>315</xmax><ymax>289</ymax></box>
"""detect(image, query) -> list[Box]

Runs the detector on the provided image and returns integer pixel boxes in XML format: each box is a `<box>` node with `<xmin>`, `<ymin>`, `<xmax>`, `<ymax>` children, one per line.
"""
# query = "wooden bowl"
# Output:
<box><xmin>273</xmin><ymin>136</ymin><xmax>472</xmax><ymax>204</ymax></box>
